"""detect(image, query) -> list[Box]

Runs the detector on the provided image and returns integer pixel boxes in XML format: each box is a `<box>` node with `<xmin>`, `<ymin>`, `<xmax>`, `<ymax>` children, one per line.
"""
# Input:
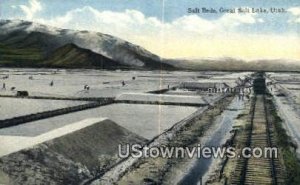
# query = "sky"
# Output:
<box><xmin>0</xmin><ymin>0</ymin><xmax>300</xmax><ymax>60</ymax></box>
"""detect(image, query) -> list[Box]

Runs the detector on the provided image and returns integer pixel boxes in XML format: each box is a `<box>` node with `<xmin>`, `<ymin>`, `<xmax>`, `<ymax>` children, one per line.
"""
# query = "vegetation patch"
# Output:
<box><xmin>267</xmin><ymin>97</ymin><xmax>300</xmax><ymax>185</ymax></box>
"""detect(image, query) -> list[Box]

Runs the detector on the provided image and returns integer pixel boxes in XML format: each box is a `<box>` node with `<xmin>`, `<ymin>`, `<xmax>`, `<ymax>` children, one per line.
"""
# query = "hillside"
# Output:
<box><xmin>0</xmin><ymin>43</ymin><xmax>43</xmax><ymax>67</ymax></box>
<box><xmin>44</xmin><ymin>43</ymin><xmax>128</xmax><ymax>69</ymax></box>
<box><xmin>0</xmin><ymin>19</ymin><xmax>175</xmax><ymax>70</ymax></box>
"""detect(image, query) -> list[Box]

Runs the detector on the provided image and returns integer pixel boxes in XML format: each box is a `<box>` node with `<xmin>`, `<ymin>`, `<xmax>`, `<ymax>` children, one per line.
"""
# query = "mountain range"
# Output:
<box><xmin>0</xmin><ymin>19</ymin><xmax>174</xmax><ymax>70</ymax></box>
<box><xmin>0</xmin><ymin>19</ymin><xmax>299</xmax><ymax>71</ymax></box>
<box><xmin>165</xmin><ymin>57</ymin><xmax>300</xmax><ymax>72</ymax></box>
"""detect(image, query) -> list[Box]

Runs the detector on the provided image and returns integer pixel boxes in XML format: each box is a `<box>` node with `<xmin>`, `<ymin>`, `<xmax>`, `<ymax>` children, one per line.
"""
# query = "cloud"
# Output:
<box><xmin>34</xmin><ymin>6</ymin><xmax>262</xmax><ymax>39</ymax></box>
<box><xmin>218</xmin><ymin>13</ymin><xmax>257</xmax><ymax>27</ymax></box>
<box><xmin>17</xmin><ymin>1</ymin><xmax>263</xmax><ymax>39</ymax></box>
<box><xmin>170</xmin><ymin>15</ymin><xmax>216</xmax><ymax>34</ymax></box>
<box><xmin>288</xmin><ymin>7</ymin><xmax>300</xmax><ymax>15</ymax></box>
<box><xmin>258</xmin><ymin>18</ymin><xmax>264</xmax><ymax>23</ymax></box>
<box><xmin>13</xmin><ymin>1</ymin><xmax>300</xmax><ymax>60</ymax></box>
<box><xmin>288</xmin><ymin>7</ymin><xmax>300</xmax><ymax>23</ymax></box>
<box><xmin>19</xmin><ymin>0</ymin><xmax>42</xmax><ymax>20</ymax></box>
<box><xmin>30</xmin><ymin>6</ymin><xmax>265</xmax><ymax>56</ymax></box>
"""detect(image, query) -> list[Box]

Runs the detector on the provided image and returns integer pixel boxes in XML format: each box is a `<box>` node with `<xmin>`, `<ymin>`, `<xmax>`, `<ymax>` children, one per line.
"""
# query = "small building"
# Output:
<box><xmin>16</xmin><ymin>91</ymin><xmax>29</xmax><ymax>97</ymax></box>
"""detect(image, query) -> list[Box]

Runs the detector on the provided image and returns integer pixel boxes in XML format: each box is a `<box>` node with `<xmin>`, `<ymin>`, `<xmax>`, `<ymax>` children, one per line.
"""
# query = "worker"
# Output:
<box><xmin>84</xmin><ymin>85</ymin><xmax>90</xmax><ymax>91</ymax></box>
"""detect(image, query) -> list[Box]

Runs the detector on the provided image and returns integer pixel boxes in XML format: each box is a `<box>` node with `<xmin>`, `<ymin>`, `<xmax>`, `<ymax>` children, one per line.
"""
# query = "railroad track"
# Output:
<box><xmin>230</xmin><ymin>95</ymin><xmax>285</xmax><ymax>185</ymax></box>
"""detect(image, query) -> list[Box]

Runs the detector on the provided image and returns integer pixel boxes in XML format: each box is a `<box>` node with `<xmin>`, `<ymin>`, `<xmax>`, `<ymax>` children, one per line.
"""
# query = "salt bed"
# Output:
<box><xmin>0</xmin><ymin>97</ymin><xmax>87</xmax><ymax>120</ymax></box>
<box><xmin>0</xmin><ymin>118</ymin><xmax>106</xmax><ymax>157</ymax></box>
<box><xmin>0</xmin><ymin>103</ymin><xmax>199</xmax><ymax>140</ymax></box>
<box><xmin>116</xmin><ymin>93</ymin><xmax>207</xmax><ymax>105</ymax></box>
<box><xmin>266</xmin><ymin>74</ymin><xmax>300</xmax><ymax>156</ymax></box>
<box><xmin>0</xmin><ymin>68</ymin><xmax>245</xmax><ymax>98</ymax></box>
<box><xmin>0</xmin><ymin>69</ymin><xmax>198</xmax><ymax>98</ymax></box>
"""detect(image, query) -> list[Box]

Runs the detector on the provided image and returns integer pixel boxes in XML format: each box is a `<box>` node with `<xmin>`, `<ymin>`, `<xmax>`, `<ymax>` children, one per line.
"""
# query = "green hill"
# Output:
<box><xmin>0</xmin><ymin>43</ymin><xmax>43</xmax><ymax>67</ymax></box>
<box><xmin>44</xmin><ymin>43</ymin><xmax>127</xmax><ymax>69</ymax></box>
<box><xmin>0</xmin><ymin>42</ymin><xmax>128</xmax><ymax>69</ymax></box>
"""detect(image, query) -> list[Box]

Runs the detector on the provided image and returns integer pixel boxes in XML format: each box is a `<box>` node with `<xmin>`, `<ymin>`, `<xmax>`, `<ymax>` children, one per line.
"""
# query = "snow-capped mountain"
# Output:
<box><xmin>0</xmin><ymin>19</ymin><xmax>174</xmax><ymax>69</ymax></box>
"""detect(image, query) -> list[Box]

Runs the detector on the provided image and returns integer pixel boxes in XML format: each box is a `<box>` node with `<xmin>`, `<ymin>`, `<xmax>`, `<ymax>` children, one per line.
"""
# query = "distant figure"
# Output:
<box><xmin>246</xmin><ymin>95</ymin><xmax>250</xmax><ymax>100</ymax></box>
<box><xmin>29</xmin><ymin>76</ymin><xmax>33</xmax><ymax>80</ymax></box>
<box><xmin>50</xmin><ymin>81</ymin><xmax>54</xmax><ymax>86</ymax></box>
<box><xmin>84</xmin><ymin>85</ymin><xmax>90</xmax><ymax>91</ymax></box>
<box><xmin>239</xmin><ymin>91</ymin><xmax>244</xmax><ymax>101</ymax></box>
<box><xmin>2</xmin><ymin>75</ymin><xmax>9</xmax><ymax>79</ymax></box>
<box><xmin>2</xmin><ymin>83</ymin><xmax>5</xmax><ymax>90</ymax></box>
<box><xmin>168</xmin><ymin>85</ymin><xmax>170</xmax><ymax>89</ymax></box>
<box><xmin>11</xmin><ymin>87</ymin><xmax>16</xmax><ymax>91</ymax></box>
<box><xmin>122</xmin><ymin>81</ymin><xmax>126</xmax><ymax>86</ymax></box>
<box><xmin>132</xmin><ymin>76</ymin><xmax>136</xmax><ymax>80</ymax></box>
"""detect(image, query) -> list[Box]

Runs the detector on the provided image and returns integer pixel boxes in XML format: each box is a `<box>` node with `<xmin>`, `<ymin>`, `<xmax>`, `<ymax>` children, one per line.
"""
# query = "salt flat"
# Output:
<box><xmin>0</xmin><ymin>97</ymin><xmax>87</xmax><ymax>120</ymax></box>
<box><xmin>0</xmin><ymin>118</ymin><xmax>107</xmax><ymax>157</ymax></box>
<box><xmin>0</xmin><ymin>103</ymin><xmax>199</xmax><ymax>139</ymax></box>
<box><xmin>267</xmin><ymin>72</ymin><xmax>300</xmax><ymax>156</ymax></box>
<box><xmin>116</xmin><ymin>93</ymin><xmax>207</xmax><ymax>105</ymax></box>
<box><xmin>0</xmin><ymin>68</ymin><xmax>249</xmax><ymax>98</ymax></box>
<box><xmin>0</xmin><ymin>69</ymin><xmax>198</xmax><ymax>98</ymax></box>
<box><xmin>0</xmin><ymin>69</ymin><xmax>251</xmax><ymax>158</ymax></box>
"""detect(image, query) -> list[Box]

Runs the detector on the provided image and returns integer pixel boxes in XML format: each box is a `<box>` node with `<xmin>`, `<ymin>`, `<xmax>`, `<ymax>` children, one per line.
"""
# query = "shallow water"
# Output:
<box><xmin>178</xmin><ymin>97</ymin><xmax>244</xmax><ymax>185</ymax></box>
